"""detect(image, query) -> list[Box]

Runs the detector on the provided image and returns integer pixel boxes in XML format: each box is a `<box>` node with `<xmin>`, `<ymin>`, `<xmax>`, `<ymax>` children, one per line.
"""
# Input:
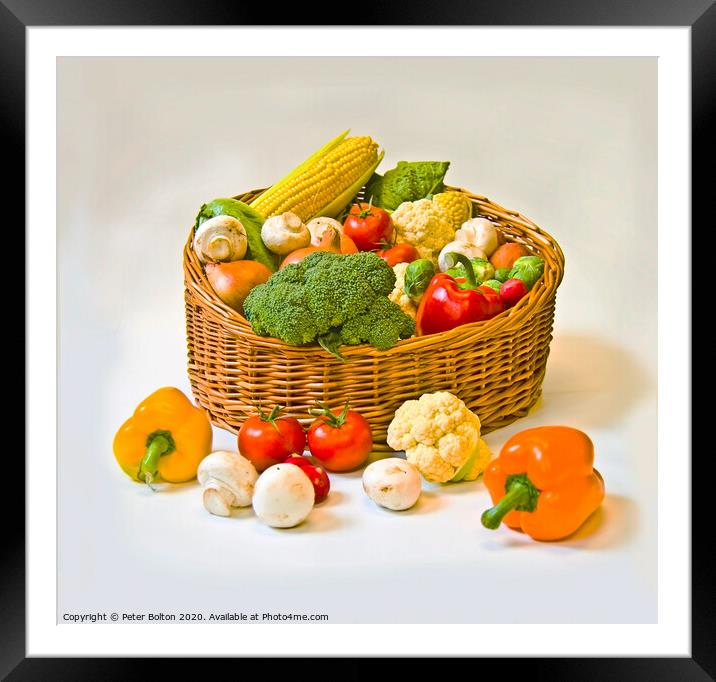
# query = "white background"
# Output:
<box><xmin>28</xmin><ymin>27</ymin><xmax>689</xmax><ymax>656</ymax></box>
<box><xmin>57</xmin><ymin>55</ymin><xmax>656</xmax><ymax>623</ymax></box>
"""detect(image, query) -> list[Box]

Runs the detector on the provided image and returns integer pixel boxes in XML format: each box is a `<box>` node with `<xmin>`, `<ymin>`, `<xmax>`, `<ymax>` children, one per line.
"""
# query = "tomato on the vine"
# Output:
<box><xmin>307</xmin><ymin>401</ymin><xmax>373</xmax><ymax>472</ymax></box>
<box><xmin>342</xmin><ymin>201</ymin><xmax>394</xmax><ymax>252</ymax></box>
<box><xmin>238</xmin><ymin>405</ymin><xmax>306</xmax><ymax>473</ymax></box>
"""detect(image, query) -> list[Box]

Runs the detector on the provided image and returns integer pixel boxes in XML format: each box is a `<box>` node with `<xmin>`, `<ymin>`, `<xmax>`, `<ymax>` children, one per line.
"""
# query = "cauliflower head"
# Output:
<box><xmin>392</xmin><ymin>199</ymin><xmax>455</xmax><ymax>265</ymax></box>
<box><xmin>389</xmin><ymin>262</ymin><xmax>417</xmax><ymax>320</ymax></box>
<box><xmin>386</xmin><ymin>391</ymin><xmax>488</xmax><ymax>483</ymax></box>
<box><xmin>451</xmin><ymin>438</ymin><xmax>493</xmax><ymax>482</ymax></box>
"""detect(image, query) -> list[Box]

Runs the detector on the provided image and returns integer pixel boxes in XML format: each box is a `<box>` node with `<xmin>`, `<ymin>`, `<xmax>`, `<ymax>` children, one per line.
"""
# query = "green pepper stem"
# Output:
<box><xmin>139</xmin><ymin>435</ymin><xmax>171</xmax><ymax>490</ymax></box>
<box><xmin>446</xmin><ymin>252</ymin><xmax>478</xmax><ymax>289</ymax></box>
<box><xmin>481</xmin><ymin>480</ymin><xmax>532</xmax><ymax>530</ymax></box>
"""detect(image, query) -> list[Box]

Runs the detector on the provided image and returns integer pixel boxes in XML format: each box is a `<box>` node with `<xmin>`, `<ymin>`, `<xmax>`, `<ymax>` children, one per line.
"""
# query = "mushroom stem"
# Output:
<box><xmin>207</xmin><ymin>235</ymin><xmax>231</xmax><ymax>261</ymax></box>
<box><xmin>202</xmin><ymin>480</ymin><xmax>235</xmax><ymax>516</ymax></box>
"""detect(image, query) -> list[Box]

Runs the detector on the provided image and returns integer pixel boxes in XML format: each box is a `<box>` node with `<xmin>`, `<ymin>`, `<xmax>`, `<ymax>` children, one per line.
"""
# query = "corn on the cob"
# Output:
<box><xmin>250</xmin><ymin>131</ymin><xmax>384</xmax><ymax>222</ymax></box>
<box><xmin>432</xmin><ymin>191</ymin><xmax>473</xmax><ymax>231</ymax></box>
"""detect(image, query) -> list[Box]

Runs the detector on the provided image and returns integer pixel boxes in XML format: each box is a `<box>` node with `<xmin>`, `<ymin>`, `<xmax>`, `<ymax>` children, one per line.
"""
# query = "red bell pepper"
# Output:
<box><xmin>416</xmin><ymin>253</ymin><xmax>505</xmax><ymax>335</ymax></box>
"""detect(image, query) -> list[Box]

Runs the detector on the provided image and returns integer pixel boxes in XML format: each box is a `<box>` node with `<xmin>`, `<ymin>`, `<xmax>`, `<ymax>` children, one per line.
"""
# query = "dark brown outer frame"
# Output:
<box><xmin>9</xmin><ymin>0</ymin><xmax>710</xmax><ymax>676</ymax></box>
<box><xmin>184</xmin><ymin>188</ymin><xmax>564</xmax><ymax>451</ymax></box>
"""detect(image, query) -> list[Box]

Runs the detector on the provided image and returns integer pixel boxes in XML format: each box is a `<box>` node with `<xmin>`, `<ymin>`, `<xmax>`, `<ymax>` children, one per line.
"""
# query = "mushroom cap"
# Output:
<box><xmin>306</xmin><ymin>217</ymin><xmax>344</xmax><ymax>246</ymax></box>
<box><xmin>193</xmin><ymin>215</ymin><xmax>248</xmax><ymax>263</ymax></box>
<box><xmin>197</xmin><ymin>451</ymin><xmax>258</xmax><ymax>511</ymax></box>
<box><xmin>362</xmin><ymin>458</ymin><xmax>422</xmax><ymax>511</ymax></box>
<box><xmin>252</xmin><ymin>463</ymin><xmax>315</xmax><ymax>528</ymax></box>
<box><xmin>261</xmin><ymin>213</ymin><xmax>311</xmax><ymax>255</ymax></box>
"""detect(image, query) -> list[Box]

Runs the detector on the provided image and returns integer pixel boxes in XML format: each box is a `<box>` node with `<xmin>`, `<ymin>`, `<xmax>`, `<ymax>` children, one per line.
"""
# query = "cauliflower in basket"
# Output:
<box><xmin>389</xmin><ymin>262</ymin><xmax>417</xmax><ymax>320</ymax></box>
<box><xmin>391</xmin><ymin>199</ymin><xmax>455</xmax><ymax>265</ymax></box>
<box><xmin>387</xmin><ymin>391</ymin><xmax>493</xmax><ymax>483</ymax></box>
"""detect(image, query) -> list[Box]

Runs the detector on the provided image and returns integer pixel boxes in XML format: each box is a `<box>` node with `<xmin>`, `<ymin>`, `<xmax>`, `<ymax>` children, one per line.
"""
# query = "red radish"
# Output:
<box><xmin>500</xmin><ymin>278</ymin><xmax>529</xmax><ymax>308</ymax></box>
<box><xmin>283</xmin><ymin>454</ymin><xmax>312</xmax><ymax>467</ymax></box>
<box><xmin>284</xmin><ymin>455</ymin><xmax>331</xmax><ymax>503</ymax></box>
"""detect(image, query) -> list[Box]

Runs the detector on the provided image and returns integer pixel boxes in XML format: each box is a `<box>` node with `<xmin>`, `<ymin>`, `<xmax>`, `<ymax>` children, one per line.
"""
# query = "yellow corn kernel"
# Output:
<box><xmin>251</xmin><ymin>135</ymin><xmax>381</xmax><ymax>222</ymax></box>
<box><xmin>433</xmin><ymin>191</ymin><xmax>473</xmax><ymax>232</ymax></box>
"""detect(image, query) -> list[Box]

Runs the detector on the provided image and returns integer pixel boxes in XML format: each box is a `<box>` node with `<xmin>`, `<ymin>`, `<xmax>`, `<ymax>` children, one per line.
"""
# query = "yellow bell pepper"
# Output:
<box><xmin>113</xmin><ymin>387</ymin><xmax>212</xmax><ymax>487</ymax></box>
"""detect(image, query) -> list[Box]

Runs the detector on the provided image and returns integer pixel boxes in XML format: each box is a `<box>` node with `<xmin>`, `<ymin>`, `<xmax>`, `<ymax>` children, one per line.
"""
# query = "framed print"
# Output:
<box><xmin>9</xmin><ymin>0</ymin><xmax>710</xmax><ymax>675</ymax></box>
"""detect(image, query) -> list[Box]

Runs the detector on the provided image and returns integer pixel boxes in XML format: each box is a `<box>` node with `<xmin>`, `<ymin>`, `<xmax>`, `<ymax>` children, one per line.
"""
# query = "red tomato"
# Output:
<box><xmin>238</xmin><ymin>406</ymin><xmax>306</xmax><ymax>472</ymax></box>
<box><xmin>343</xmin><ymin>202</ymin><xmax>394</xmax><ymax>252</ymax></box>
<box><xmin>499</xmin><ymin>278</ymin><xmax>529</xmax><ymax>308</ymax></box>
<box><xmin>284</xmin><ymin>455</ymin><xmax>331</xmax><ymax>503</ymax></box>
<box><xmin>307</xmin><ymin>402</ymin><xmax>372</xmax><ymax>472</ymax></box>
<box><xmin>377</xmin><ymin>243</ymin><xmax>419</xmax><ymax>267</ymax></box>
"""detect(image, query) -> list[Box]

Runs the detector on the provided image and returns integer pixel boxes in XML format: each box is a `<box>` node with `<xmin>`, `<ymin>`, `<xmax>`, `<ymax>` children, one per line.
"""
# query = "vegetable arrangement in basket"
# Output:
<box><xmin>111</xmin><ymin>133</ymin><xmax>601</xmax><ymax>543</ymax></box>
<box><xmin>190</xmin><ymin>129</ymin><xmax>545</xmax><ymax>360</ymax></box>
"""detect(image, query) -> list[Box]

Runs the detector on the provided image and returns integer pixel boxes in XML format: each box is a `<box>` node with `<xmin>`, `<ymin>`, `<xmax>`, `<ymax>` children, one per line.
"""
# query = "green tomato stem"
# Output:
<box><xmin>309</xmin><ymin>400</ymin><xmax>350</xmax><ymax>428</ymax></box>
<box><xmin>258</xmin><ymin>404</ymin><xmax>284</xmax><ymax>433</ymax></box>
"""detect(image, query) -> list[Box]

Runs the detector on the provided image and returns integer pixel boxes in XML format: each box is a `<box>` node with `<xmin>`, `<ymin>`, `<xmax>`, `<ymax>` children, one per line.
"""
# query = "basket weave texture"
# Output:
<box><xmin>184</xmin><ymin>187</ymin><xmax>565</xmax><ymax>452</ymax></box>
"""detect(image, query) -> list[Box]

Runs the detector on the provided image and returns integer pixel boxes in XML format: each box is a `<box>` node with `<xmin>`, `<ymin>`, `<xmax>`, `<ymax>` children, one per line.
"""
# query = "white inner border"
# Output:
<box><xmin>27</xmin><ymin>27</ymin><xmax>691</xmax><ymax>657</ymax></box>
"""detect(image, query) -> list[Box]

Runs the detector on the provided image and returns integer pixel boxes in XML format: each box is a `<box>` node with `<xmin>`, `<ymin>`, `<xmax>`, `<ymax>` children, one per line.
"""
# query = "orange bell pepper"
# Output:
<box><xmin>481</xmin><ymin>426</ymin><xmax>604</xmax><ymax>541</ymax></box>
<box><xmin>113</xmin><ymin>387</ymin><xmax>212</xmax><ymax>488</ymax></box>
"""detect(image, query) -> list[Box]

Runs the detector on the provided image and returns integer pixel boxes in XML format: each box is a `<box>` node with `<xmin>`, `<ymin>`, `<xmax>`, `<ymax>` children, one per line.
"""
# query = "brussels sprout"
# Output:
<box><xmin>447</xmin><ymin>257</ymin><xmax>495</xmax><ymax>285</ymax></box>
<box><xmin>404</xmin><ymin>258</ymin><xmax>436</xmax><ymax>302</ymax></box>
<box><xmin>509</xmin><ymin>256</ymin><xmax>545</xmax><ymax>290</ymax></box>
<box><xmin>473</xmin><ymin>259</ymin><xmax>495</xmax><ymax>283</ymax></box>
<box><xmin>481</xmin><ymin>279</ymin><xmax>502</xmax><ymax>293</ymax></box>
<box><xmin>494</xmin><ymin>267</ymin><xmax>511</xmax><ymax>283</ymax></box>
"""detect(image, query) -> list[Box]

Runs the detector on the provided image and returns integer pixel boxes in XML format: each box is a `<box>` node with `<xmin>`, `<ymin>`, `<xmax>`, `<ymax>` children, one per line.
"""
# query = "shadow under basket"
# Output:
<box><xmin>183</xmin><ymin>186</ymin><xmax>565</xmax><ymax>452</ymax></box>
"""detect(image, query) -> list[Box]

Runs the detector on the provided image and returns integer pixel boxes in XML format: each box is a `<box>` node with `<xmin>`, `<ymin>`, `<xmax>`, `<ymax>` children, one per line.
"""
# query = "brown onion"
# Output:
<box><xmin>279</xmin><ymin>226</ymin><xmax>342</xmax><ymax>269</ymax></box>
<box><xmin>205</xmin><ymin>260</ymin><xmax>272</xmax><ymax>315</ymax></box>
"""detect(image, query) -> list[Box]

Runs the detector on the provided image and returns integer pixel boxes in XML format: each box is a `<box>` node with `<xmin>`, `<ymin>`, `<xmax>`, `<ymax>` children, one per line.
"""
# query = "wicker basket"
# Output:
<box><xmin>184</xmin><ymin>187</ymin><xmax>565</xmax><ymax>452</ymax></box>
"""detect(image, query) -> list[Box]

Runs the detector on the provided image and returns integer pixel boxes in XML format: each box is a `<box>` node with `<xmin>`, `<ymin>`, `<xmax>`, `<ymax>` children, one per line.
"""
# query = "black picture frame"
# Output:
<box><xmin>7</xmin><ymin>0</ymin><xmax>708</xmax><ymax>677</ymax></box>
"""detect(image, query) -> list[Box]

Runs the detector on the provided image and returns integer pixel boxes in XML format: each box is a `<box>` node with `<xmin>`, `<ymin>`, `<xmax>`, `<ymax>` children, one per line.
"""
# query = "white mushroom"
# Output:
<box><xmin>306</xmin><ymin>217</ymin><xmax>344</xmax><ymax>246</ymax></box>
<box><xmin>252</xmin><ymin>463</ymin><xmax>315</xmax><ymax>528</ymax></box>
<box><xmin>362</xmin><ymin>458</ymin><xmax>422</xmax><ymax>511</ymax></box>
<box><xmin>197</xmin><ymin>451</ymin><xmax>258</xmax><ymax>517</ymax></box>
<box><xmin>193</xmin><ymin>215</ymin><xmax>248</xmax><ymax>264</ymax></box>
<box><xmin>261</xmin><ymin>212</ymin><xmax>311</xmax><ymax>255</ymax></box>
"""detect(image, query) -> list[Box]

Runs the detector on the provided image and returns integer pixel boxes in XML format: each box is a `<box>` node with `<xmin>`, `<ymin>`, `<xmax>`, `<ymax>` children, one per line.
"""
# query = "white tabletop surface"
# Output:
<box><xmin>57</xmin><ymin>56</ymin><xmax>657</xmax><ymax>624</ymax></box>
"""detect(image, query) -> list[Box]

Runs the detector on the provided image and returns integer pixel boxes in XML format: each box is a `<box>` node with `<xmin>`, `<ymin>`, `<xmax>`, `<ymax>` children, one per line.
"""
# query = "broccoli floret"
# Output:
<box><xmin>244</xmin><ymin>280</ymin><xmax>320</xmax><ymax>345</ymax></box>
<box><xmin>243</xmin><ymin>251</ymin><xmax>413</xmax><ymax>357</ymax></box>
<box><xmin>302</xmin><ymin>252</ymin><xmax>376</xmax><ymax>328</ymax></box>
<box><xmin>341</xmin><ymin>251</ymin><xmax>396</xmax><ymax>296</ymax></box>
<box><xmin>340</xmin><ymin>296</ymin><xmax>416</xmax><ymax>350</ymax></box>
